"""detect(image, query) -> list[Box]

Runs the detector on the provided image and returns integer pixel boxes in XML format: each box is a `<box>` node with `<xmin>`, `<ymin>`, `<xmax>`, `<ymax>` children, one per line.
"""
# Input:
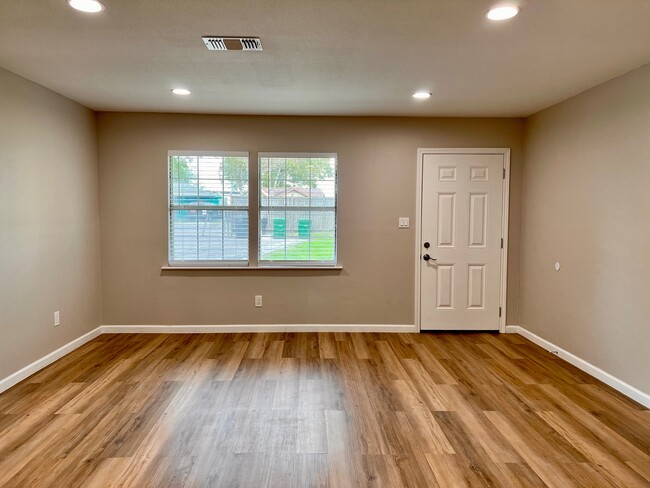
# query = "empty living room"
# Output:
<box><xmin>0</xmin><ymin>1</ymin><xmax>649</xmax><ymax>486</ymax></box>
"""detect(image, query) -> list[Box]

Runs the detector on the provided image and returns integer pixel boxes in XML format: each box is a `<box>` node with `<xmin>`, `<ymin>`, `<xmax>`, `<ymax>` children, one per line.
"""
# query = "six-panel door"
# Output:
<box><xmin>420</xmin><ymin>153</ymin><xmax>504</xmax><ymax>330</ymax></box>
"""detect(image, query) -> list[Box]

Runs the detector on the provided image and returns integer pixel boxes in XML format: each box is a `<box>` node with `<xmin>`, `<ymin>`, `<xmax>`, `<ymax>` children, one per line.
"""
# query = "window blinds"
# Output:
<box><xmin>168</xmin><ymin>152</ymin><xmax>249</xmax><ymax>265</ymax></box>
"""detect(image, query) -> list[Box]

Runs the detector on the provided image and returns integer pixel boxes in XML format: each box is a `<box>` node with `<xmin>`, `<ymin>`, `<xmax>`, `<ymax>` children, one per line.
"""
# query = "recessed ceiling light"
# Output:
<box><xmin>171</xmin><ymin>88</ymin><xmax>191</xmax><ymax>96</ymax></box>
<box><xmin>67</xmin><ymin>0</ymin><xmax>105</xmax><ymax>13</ymax></box>
<box><xmin>412</xmin><ymin>91</ymin><xmax>431</xmax><ymax>100</ymax></box>
<box><xmin>486</xmin><ymin>6</ymin><xmax>519</xmax><ymax>21</ymax></box>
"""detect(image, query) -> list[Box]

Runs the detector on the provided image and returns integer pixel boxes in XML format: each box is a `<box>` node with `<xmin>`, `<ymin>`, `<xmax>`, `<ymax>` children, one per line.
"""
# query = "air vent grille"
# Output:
<box><xmin>202</xmin><ymin>37</ymin><xmax>263</xmax><ymax>51</ymax></box>
<box><xmin>203</xmin><ymin>38</ymin><xmax>227</xmax><ymax>50</ymax></box>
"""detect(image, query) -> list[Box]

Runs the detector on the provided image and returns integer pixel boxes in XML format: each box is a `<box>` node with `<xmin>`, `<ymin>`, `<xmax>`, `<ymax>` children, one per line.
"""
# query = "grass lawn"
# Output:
<box><xmin>263</xmin><ymin>234</ymin><xmax>335</xmax><ymax>261</ymax></box>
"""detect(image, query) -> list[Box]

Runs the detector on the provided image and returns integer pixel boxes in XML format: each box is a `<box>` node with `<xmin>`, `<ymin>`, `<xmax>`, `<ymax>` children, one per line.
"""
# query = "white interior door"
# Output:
<box><xmin>419</xmin><ymin>152</ymin><xmax>505</xmax><ymax>331</ymax></box>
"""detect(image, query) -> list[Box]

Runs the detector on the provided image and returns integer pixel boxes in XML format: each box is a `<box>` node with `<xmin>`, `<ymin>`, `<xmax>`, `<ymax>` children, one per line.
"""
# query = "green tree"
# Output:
<box><xmin>170</xmin><ymin>156</ymin><xmax>196</xmax><ymax>179</ymax></box>
<box><xmin>170</xmin><ymin>155</ymin><xmax>248</xmax><ymax>192</ymax></box>
<box><xmin>171</xmin><ymin>156</ymin><xmax>335</xmax><ymax>191</ymax></box>
<box><xmin>261</xmin><ymin>157</ymin><xmax>335</xmax><ymax>189</ymax></box>
<box><xmin>223</xmin><ymin>157</ymin><xmax>248</xmax><ymax>191</ymax></box>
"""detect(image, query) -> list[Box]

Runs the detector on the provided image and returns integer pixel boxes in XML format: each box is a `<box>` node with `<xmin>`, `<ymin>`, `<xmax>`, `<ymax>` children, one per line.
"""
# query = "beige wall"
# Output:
<box><xmin>97</xmin><ymin>114</ymin><xmax>524</xmax><ymax>326</ymax></box>
<box><xmin>0</xmin><ymin>68</ymin><xmax>101</xmax><ymax>379</ymax></box>
<box><xmin>521</xmin><ymin>63</ymin><xmax>650</xmax><ymax>393</ymax></box>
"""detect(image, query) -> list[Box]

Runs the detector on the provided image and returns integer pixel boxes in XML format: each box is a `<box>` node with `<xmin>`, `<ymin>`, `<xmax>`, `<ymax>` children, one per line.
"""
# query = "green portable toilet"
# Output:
<box><xmin>273</xmin><ymin>218</ymin><xmax>286</xmax><ymax>238</ymax></box>
<box><xmin>298</xmin><ymin>219</ymin><xmax>311</xmax><ymax>238</ymax></box>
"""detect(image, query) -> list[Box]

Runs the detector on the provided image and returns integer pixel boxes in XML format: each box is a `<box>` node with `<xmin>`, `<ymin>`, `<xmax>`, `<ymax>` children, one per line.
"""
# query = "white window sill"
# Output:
<box><xmin>161</xmin><ymin>265</ymin><xmax>343</xmax><ymax>271</ymax></box>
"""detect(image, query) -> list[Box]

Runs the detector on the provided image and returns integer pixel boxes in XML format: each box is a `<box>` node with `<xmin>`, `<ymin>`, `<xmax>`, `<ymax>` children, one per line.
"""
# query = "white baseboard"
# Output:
<box><xmin>100</xmin><ymin>324</ymin><xmax>417</xmax><ymax>334</ymax></box>
<box><xmin>505</xmin><ymin>325</ymin><xmax>650</xmax><ymax>409</ymax></box>
<box><xmin>5</xmin><ymin>323</ymin><xmax>647</xmax><ymax>409</ymax></box>
<box><xmin>0</xmin><ymin>327</ymin><xmax>102</xmax><ymax>394</ymax></box>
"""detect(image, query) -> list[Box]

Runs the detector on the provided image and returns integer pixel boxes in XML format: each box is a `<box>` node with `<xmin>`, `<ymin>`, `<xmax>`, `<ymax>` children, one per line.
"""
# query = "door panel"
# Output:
<box><xmin>437</xmin><ymin>193</ymin><xmax>456</xmax><ymax>247</ymax></box>
<box><xmin>467</xmin><ymin>264</ymin><xmax>486</xmax><ymax>309</ymax></box>
<box><xmin>468</xmin><ymin>193</ymin><xmax>488</xmax><ymax>247</ymax></box>
<box><xmin>420</xmin><ymin>153</ymin><xmax>504</xmax><ymax>331</ymax></box>
<box><xmin>436</xmin><ymin>265</ymin><xmax>455</xmax><ymax>309</ymax></box>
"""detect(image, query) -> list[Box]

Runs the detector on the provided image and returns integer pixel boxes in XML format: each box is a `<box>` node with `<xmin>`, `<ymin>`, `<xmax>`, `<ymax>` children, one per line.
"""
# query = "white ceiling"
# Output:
<box><xmin>1</xmin><ymin>0</ymin><xmax>649</xmax><ymax>117</ymax></box>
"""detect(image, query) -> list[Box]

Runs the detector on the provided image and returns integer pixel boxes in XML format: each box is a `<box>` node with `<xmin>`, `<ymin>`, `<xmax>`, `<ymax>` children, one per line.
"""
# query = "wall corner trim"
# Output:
<box><xmin>507</xmin><ymin>325</ymin><xmax>650</xmax><ymax>408</ymax></box>
<box><xmin>0</xmin><ymin>327</ymin><xmax>103</xmax><ymax>394</ymax></box>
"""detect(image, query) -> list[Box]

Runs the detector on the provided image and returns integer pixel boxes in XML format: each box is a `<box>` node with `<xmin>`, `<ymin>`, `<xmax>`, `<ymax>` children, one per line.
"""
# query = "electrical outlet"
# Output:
<box><xmin>255</xmin><ymin>295</ymin><xmax>263</xmax><ymax>307</ymax></box>
<box><xmin>54</xmin><ymin>311</ymin><xmax>60</xmax><ymax>327</ymax></box>
<box><xmin>398</xmin><ymin>217</ymin><xmax>410</xmax><ymax>228</ymax></box>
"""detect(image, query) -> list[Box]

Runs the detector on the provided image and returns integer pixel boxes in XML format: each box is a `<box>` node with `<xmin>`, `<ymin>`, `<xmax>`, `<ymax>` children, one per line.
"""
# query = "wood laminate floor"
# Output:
<box><xmin>0</xmin><ymin>332</ymin><xmax>648</xmax><ymax>487</ymax></box>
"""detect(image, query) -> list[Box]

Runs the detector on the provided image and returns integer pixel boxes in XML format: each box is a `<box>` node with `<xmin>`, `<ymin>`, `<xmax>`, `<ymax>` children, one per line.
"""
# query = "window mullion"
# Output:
<box><xmin>250</xmin><ymin>152</ymin><xmax>260</xmax><ymax>267</ymax></box>
<box><xmin>196</xmin><ymin>155</ymin><xmax>200</xmax><ymax>261</ymax></box>
<box><xmin>284</xmin><ymin>157</ymin><xmax>287</xmax><ymax>261</ymax></box>
<box><xmin>308</xmin><ymin>158</ymin><xmax>312</xmax><ymax>261</ymax></box>
<box><xmin>221</xmin><ymin>167</ymin><xmax>225</xmax><ymax>261</ymax></box>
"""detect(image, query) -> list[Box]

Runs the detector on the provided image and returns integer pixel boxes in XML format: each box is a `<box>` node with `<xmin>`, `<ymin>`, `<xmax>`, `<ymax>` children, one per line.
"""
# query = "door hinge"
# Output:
<box><xmin>501</xmin><ymin>238</ymin><xmax>504</xmax><ymax>249</ymax></box>
<box><xmin>503</xmin><ymin>168</ymin><xmax>506</xmax><ymax>179</ymax></box>
<box><xmin>499</xmin><ymin>307</ymin><xmax>502</xmax><ymax>317</ymax></box>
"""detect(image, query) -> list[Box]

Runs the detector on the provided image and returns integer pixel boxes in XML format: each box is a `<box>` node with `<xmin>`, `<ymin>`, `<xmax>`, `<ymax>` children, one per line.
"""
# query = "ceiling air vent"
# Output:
<box><xmin>202</xmin><ymin>37</ymin><xmax>263</xmax><ymax>51</ymax></box>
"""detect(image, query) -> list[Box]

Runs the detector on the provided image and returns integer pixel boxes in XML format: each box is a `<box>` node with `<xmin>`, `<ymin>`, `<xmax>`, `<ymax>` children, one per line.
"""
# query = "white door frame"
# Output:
<box><xmin>415</xmin><ymin>148</ymin><xmax>511</xmax><ymax>333</ymax></box>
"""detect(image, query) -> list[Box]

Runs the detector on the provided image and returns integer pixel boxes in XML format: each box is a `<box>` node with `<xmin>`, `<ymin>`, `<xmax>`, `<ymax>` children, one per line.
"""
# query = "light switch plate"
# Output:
<box><xmin>398</xmin><ymin>217</ymin><xmax>410</xmax><ymax>228</ymax></box>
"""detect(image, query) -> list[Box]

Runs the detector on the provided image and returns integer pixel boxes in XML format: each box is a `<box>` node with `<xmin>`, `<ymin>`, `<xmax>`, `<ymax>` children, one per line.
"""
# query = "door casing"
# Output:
<box><xmin>415</xmin><ymin>148</ymin><xmax>511</xmax><ymax>333</ymax></box>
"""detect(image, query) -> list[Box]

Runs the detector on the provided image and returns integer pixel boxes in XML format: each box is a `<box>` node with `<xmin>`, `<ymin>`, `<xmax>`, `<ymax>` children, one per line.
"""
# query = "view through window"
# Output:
<box><xmin>168</xmin><ymin>152</ymin><xmax>249</xmax><ymax>265</ymax></box>
<box><xmin>168</xmin><ymin>151</ymin><xmax>337</xmax><ymax>267</ymax></box>
<box><xmin>259</xmin><ymin>153</ymin><xmax>337</xmax><ymax>265</ymax></box>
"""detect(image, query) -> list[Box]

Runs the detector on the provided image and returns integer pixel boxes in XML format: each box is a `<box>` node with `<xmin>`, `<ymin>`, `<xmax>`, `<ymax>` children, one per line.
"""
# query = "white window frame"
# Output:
<box><xmin>258</xmin><ymin>152</ymin><xmax>338</xmax><ymax>268</ymax></box>
<box><xmin>167</xmin><ymin>150</ymin><xmax>250</xmax><ymax>267</ymax></box>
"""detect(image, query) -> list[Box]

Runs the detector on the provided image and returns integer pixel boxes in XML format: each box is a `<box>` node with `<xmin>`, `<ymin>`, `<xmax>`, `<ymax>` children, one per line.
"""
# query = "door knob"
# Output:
<box><xmin>423</xmin><ymin>254</ymin><xmax>437</xmax><ymax>262</ymax></box>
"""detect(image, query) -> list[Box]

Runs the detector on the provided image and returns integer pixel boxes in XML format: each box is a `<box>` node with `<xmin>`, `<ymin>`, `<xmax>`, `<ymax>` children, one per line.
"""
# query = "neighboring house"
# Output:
<box><xmin>259</xmin><ymin>187</ymin><xmax>333</xmax><ymax>236</ymax></box>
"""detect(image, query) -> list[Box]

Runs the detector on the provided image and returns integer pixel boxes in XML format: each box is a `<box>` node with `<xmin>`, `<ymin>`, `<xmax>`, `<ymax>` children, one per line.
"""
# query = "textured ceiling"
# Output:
<box><xmin>0</xmin><ymin>0</ymin><xmax>649</xmax><ymax>116</ymax></box>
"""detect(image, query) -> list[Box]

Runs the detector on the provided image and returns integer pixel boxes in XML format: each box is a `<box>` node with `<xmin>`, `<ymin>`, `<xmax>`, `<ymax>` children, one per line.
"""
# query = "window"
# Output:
<box><xmin>167</xmin><ymin>151</ymin><xmax>337</xmax><ymax>268</ymax></box>
<box><xmin>168</xmin><ymin>151</ymin><xmax>249</xmax><ymax>266</ymax></box>
<box><xmin>259</xmin><ymin>153</ymin><xmax>337</xmax><ymax>266</ymax></box>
